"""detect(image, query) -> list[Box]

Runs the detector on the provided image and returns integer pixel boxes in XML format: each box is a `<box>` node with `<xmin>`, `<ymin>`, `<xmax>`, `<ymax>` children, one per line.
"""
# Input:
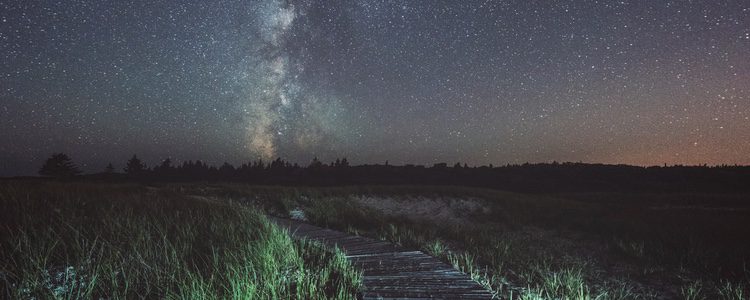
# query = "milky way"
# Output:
<box><xmin>1</xmin><ymin>0</ymin><xmax>749</xmax><ymax>175</ymax></box>
<box><xmin>242</xmin><ymin>0</ymin><xmax>348</xmax><ymax>160</ymax></box>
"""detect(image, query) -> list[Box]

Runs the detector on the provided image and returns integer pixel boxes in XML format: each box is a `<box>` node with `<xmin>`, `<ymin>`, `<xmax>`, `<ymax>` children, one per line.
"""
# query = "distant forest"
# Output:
<box><xmin>27</xmin><ymin>153</ymin><xmax>750</xmax><ymax>193</ymax></box>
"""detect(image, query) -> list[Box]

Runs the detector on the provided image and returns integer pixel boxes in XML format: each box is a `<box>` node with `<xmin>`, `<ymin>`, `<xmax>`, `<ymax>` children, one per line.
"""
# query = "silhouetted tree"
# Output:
<box><xmin>160</xmin><ymin>158</ymin><xmax>172</xmax><ymax>169</ymax></box>
<box><xmin>252</xmin><ymin>159</ymin><xmax>265</xmax><ymax>170</ymax></box>
<box><xmin>39</xmin><ymin>153</ymin><xmax>81</xmax><ymax>177</ymax></box>
<box><xmin>270</xmin><ymin>157</ymin><xmax>286</xmax><ymax>169</ymax></box>
<box><xmin>124</xmin><ymin>154</ymin><xmax>146</xmax><ymax>176</ymax></box>
<box><xmin>309</xmin><ymin>157</ymin><xmax>323</xmax><ymax>168</ymax></box>
<box><xmin>105</xmin><ymin>163</ymin><xmax>115</xmax><ymax>173</ymax></box>
<box><xmin>153</xmin><ymin>158</ymin><xmax>175</xmax><ymax>177</ymax></box>
<box><xmin>37</xmin><ymin>150</ymin><xmax>750</xmax><ymax>193</ymax></box>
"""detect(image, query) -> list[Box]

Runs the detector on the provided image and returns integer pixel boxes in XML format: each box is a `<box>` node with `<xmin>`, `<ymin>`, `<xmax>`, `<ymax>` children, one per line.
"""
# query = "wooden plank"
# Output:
<box><xmin>273</xmin><ymin>218</ymin><xmax>493</xmax><ymax>299</ymax></box>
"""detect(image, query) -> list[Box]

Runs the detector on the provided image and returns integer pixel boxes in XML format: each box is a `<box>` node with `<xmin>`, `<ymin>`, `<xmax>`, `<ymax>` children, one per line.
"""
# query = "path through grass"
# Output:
<box><xmin>190</xmin><ymin>184</ymin><xmax>750</xmax><ymax>299</ymax></box>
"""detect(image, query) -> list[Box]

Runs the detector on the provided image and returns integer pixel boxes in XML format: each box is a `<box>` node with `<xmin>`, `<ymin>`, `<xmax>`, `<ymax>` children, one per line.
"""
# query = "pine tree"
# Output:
<box><xmin>124</xmin><ymin>154</ymin><xmax>146</xmax><ymax>175</ymax></box>
<box><xmin>39</xmin><ymin>153</ymin><xmax>81</xmax><ymax>177</ymax></box>
<box><xmin>309</xmin><ymin>157</ymin><xmax>323</xmax><ymax>168</ymax></box>
<box><xmin>160</xmin><ymin>158</ymin><xmax>172</xmax><ymax>169</ymax></box>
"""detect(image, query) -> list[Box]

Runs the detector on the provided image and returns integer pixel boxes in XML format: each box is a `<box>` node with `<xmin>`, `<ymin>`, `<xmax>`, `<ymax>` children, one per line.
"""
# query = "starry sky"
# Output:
<box><xmin>1</xmin><ymin>0</ymin><xmax>749</xmax><ymax>175</ymax></box>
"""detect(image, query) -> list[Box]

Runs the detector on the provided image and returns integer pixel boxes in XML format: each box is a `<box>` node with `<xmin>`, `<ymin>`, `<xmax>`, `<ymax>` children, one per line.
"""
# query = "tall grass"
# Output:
<box><xmin>134</xmin><ymin>183</ymin><xmax>750</xmax><ymax>299</ymax></box>
<box><xmin>0</xmin><ymin>181</ymin><xmax>360</xmax><ymax>299</ymax></box>
<box><xmin>204</xmin><ymin>184</ymin><xmax>750</xmax><ymax>299</ymax></box>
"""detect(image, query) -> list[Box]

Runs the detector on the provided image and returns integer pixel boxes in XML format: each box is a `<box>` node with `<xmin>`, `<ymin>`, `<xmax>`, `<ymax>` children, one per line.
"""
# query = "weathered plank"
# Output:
<box><xmin>274</xmin><ymin>218</ymin><xmax>494</xmax><ymax>299</ymax></box>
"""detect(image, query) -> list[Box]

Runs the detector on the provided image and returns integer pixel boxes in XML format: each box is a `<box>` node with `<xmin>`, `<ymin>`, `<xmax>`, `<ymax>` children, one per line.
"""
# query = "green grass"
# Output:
<box><xmin>190</xmin><ymin>184</ymin><xmax>750</xmax><ymax>299</ymax></box>
<box><xmin>718</xmin><ymin>280</ymin><xmax>746</xmax><ymax>300</ymax></box>
<box><xmin>0</xmin><ymin>181</ymin><xmax>361</xmax><ymax>299</ymax></box>
<box><xmin>28</xmin><ymin>182</ymin><xmax>747</xmax><ymax>299</ymax></box>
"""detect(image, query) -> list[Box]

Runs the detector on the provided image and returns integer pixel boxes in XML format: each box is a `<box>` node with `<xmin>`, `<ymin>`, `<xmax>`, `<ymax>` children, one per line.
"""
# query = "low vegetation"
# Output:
<box><xmin>3</xmin><ymin>181</ymin><xmax>748</xmax><ymax>299</ymax></box>
<box><xmin>0</xmin><ymin>181</ymin><xmax>361</xmax><ymax>299</ymax></box>
<box><xmin>187</xmin><ymin>184</ymin><xmax>750</xmax><ymax>299</ymax></box>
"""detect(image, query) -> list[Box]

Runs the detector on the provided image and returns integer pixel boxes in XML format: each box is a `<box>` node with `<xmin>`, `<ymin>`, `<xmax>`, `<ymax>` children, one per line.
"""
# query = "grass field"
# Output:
<box><xmin>183</xmin><ymin>184</ymin><xmax>750</xmax><ymax>299</ymax></box>
<box><xmin>3</xmin><ymin>181</ymin><xmax>748</xmax><ymax>299</ymax></box>
<box><xmin>0</xmin><ymin>181</ymin><xmax>361</xmax><ymax>299</ymax></box>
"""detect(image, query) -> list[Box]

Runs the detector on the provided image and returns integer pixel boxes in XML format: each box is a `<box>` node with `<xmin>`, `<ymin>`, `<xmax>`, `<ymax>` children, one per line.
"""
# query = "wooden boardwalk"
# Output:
<box><xmin>274</xmin><ymin>218</ymin><xmax>494</xmax><ymax>299</ymax></box>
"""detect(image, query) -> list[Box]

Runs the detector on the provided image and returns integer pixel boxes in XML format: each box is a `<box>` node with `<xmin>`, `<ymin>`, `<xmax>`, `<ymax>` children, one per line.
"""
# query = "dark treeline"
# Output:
<box><xmin>35</xmin><ymin>153</ymin><xmax>750</xmax><ymax>193</ymax></box>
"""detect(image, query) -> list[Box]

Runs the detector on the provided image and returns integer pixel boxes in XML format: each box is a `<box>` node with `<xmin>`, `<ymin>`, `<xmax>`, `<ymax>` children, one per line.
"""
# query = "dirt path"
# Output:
<box><xmin>274</xmin><ymin>218</ymin><xmax>494</xmax><ymax>299</ymax></box>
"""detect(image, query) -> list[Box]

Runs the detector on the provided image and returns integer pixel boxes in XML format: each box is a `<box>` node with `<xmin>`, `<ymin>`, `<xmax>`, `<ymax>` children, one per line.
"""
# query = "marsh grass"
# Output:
<box><xmin>681</xmin><ymin>280</ymin><xmax>705</xmax><ymax>300</ymax></box>
<box><xmin>718</xmin><ymin>280</ymin><xmax>746</xmax><ymax>300</ymax></box>
<box><xmin>119</xmin><ymin>183</ymin><xmax>750</xmax><ymax>299</ymax></box>
<box><xmin>194</xmin><ymin>184</ymin><xmax>750</xmax><ymax>299</ymax></box>
<box><xmin>0</xmin><ymin>181</ymin><xmax>361</xmax><ymax>299</ymax></box>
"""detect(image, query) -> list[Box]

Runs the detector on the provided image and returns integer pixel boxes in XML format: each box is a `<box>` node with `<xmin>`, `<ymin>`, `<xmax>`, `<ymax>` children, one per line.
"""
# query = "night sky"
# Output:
<box><xmin>1</xmin><ymin>0</ymin><xmax>749</xmax><ymax>175</ymax></box>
